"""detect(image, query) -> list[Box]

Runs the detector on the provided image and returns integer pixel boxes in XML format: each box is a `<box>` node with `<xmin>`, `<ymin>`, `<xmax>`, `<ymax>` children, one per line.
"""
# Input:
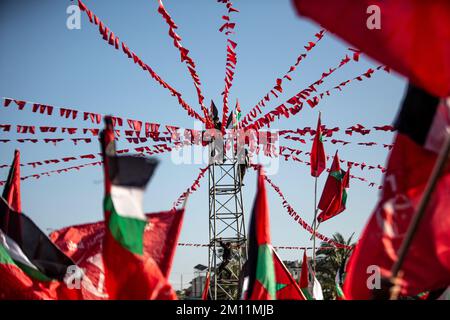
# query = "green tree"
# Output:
<box><xmin>315</xmin><ymin>232</ymin><xmax>355</xmax><ymax>300</ymax></box>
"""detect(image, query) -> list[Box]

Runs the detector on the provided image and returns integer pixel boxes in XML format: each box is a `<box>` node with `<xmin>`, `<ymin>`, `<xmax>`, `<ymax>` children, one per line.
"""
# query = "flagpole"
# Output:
<box><xmin>390</xmin><ymin>130</ymin><xmax>450</xmax><ymax>283</ymax></box>
<box><xmin>312</xmin><ymin>176</ymin><xmax>318</xmax><ymax>276</ymax></box>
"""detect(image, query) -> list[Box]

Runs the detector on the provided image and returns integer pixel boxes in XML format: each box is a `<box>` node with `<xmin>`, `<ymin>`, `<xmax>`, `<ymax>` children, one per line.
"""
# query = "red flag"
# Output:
<box><xmin>317</xmin><ymin>152</ymin><xmax>349</xmax><ymax>223</ymax></box>
<box><xmin>99</xmin><ymin>117</ymin><xmax>176</xmax><ymax>300</ymax></box>
<box><xmin>273</xmin><ymin>249</ymin><xmax>306</xmax><ymax>300</ymax></box>
<box><xmin>317</xmin><ymin>167</ymin><xmax>350</xmax><ymax>223</ymax></box>
<box><xmin>292</xmin><ymin>0</ymin><xmax>450</xmax><ymax>97</ymax></box>
<box><xmin>344</xmin><ymin>84</ymin><xmax>450</xmax><ymax>299</ymax></box>
<box><xmin>50</xmin><ymin>209</ymin><xmax>184</xmax><ymax>299</ymax></box>
<box><xmin>310</xmin><ymin>114</ymin><xmax>326</xmax><ymax>177</ymax></box>
<box><xmin>245</xmin><ymin>168</ymin><xmax>277</xmax><ymax>300</ymax></box>
<box><xmin>299</xmin><ymin>250</ymin><xmax>313</xmax><ymax>299</ymax></box>
<box><xmin>2</xmin><ymin>150</ymin><xmax>21</xmax><ymax>212</ymax></box>
<box><xmin>201</xmin><ymin>272</ymin><xmax>210</xmax><ymax>300</ymax></box>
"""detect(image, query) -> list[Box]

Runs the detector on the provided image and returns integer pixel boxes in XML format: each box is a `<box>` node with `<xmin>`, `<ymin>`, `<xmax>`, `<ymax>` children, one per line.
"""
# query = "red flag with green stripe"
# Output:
<box><xmin>245</xmin><ymin>168</ymin><xmax>277</xmax><ymax>300</ymax></box>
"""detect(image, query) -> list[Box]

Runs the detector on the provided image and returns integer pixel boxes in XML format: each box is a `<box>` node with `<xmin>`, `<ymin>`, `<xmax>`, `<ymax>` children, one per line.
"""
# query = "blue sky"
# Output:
<box><xmin>0</xmin><ymin>0</ymin><xmax>406</xmax><ymax>289</ymax></box>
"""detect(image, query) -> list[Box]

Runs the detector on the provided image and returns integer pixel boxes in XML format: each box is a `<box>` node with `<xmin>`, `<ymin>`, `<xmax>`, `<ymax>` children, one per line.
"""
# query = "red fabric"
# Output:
<box><xmin>99</xmin><ymin>119</ymin><xmax>176</xmax><ymax>300</ymax></box>
<box><xmin>201</xmin><ymin>272</ymin><xmax>210</xmax><ymax>300</ymax></box>
<box><xmin>317</xmin><ymin>168</ymin><xmax>349</xmax><ymax>223</ymax></box>
<box><xmin>255</xmin><ymin>168</ymin><xmax>271</xmax><ymax>246</ymax></box>
<box><xmin>317</xmin><ymin>152</ymin><xmax>341</xmax><ymax>211</ymax></box>
<box><xmin>273</xmin><ymin>250</ymin><xmax>306</xmax><ymax>300</ymax></box>
<box><xmin>3</xmin><ymin>150</ymin><xmax>21</xmax><ymax>212</ymax></box>
<box><xmin>310</xmin><ymin>114</ymin><xmax>326</xmax><ymax>177</ymax></box>
<box><xmin>292</xmin><ymin>0</ymin><xmax>450</xmax><ymax>97</ymax></box>
<box><xmin>0</xmin><ymin>263</ymin><xmax>82</xmax><ymax>300</ymax></box>
<box><xmin>51</xmin><ymin>211</ymin><xmax>183</xmax><ymax>299</ymax></box>
<box><xmin>343</xmin><ymin>134</ymin><xmax>450</xmax><ymax>299</ymax></box>
<box><xmin>299</xmin><ymin>250</ymin><xmax>309</xmax><ymax>289</ymax></box>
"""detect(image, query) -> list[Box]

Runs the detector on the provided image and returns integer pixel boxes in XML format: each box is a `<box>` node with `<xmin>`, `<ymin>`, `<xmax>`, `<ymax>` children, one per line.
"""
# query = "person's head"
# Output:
<box><xmin>226</xmin><ymin>242</ymin><xmax>231</xmax><ymax>248</ymax></box>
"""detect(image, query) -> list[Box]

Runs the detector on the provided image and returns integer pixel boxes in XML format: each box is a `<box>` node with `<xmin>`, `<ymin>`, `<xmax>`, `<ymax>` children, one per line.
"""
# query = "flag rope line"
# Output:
<box><xmin>156</xmin><ymin>0</ymin><xmax>211</xmax><ymax>126</ymax></box>
<box><xmin>241</xmin><ymin>29</ymin><xmax>327</xmax><ymax>124</ymax></box>
<box><xmin>77</xmin><ymin>0</ymin><xmax>205</xmax><ymax>123</ymax></box>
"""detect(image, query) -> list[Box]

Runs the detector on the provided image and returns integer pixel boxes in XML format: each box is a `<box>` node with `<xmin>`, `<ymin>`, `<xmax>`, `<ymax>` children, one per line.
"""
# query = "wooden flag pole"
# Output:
<box><xmin>390</xmin><ymin>129</ymin><xmax>450</xmax><ymax>284</ymax></box>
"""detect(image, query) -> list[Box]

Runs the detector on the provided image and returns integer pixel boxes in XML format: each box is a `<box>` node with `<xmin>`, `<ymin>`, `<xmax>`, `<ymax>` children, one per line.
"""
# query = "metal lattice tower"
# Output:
<box><xmin>207</xmin><ymin>144</ymin><xmax>247</xmax><ymax>300</ymax></box>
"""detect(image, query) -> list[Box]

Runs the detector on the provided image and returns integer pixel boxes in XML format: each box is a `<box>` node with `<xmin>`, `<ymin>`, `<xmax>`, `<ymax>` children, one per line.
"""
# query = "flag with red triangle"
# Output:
<box><xmin>310</xmin><ymin>114</ymin><xmax>326</xmax><ymax>177</ymax></box>
<box><xmin>0</xmin><ymin>198</ymin><xmax>83</xmax><ymax>300</ymax></box>
<box><xmin>272</xmin><ymin>249</ymin><xmax>306</xmax><ymax>300</ymax></box>
<box><xmin>299</xmin><ymin>250</ymin><xmax>324</xmax><ymax>300</ymax></box>
<box><xmin>100</xmin><ymin>116</ymin><xmax>176</xmax><ymax>300</ymax></box>
<box><xmin>245</xmin><ymin>167</ymin><xmax>276</xmax><ymax>300</ymax></box>
<box><xmin>292</xmin><ymin>0</ymin><xmax>450</xmax><ymax>97</ymax></box>
<box><xmin>2</xmin><ymin>149</ymin><xmax>21</xmax><ymax>212</ymax></box>
<box><xmin>344</xmin><ymin>84</ymin><xmax>450</xmax><ymax>299</ymax></box>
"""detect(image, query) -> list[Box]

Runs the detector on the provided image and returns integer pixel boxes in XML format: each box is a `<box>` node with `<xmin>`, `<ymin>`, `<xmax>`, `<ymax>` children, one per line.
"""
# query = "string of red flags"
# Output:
<box><xmin>176</xmin><ymin>243</ymin><xmax>336</xmax><ymax>250</ymax></box>
<box><xmin>282</xmin><ymin>134</ymin><xmax>393</xmax><ymax>150</ymax></box>
<box><xmin>2</xmin><ymin>97</ymin><xmax>183</xmax><ymax>138</ymax></box>
<box><xmin>241</xmin><ymin>29</ymin><xmax>326</xmax><ymax>125</ymax></box>
<box><xmin>278</xmin><ymin>147</ymin><xmax>383</xmax><ymax>189</ymax></box>
<box><xmin>0</xmin><ymin>160</ymin><xmax>104</xmax><ymax>186</ymax></box>
<box><xmin>0</xmin><ymin>138</ymin><xmax>94</xmax><ymax>146</ymax></box>
<box><xmin>243</xmin><ymin>49</ymin><xmax>361</xmax><ymax>129</ymax></box>
<box><xmin>0</xmin><ymin>144</ymin><xmax>174</xmax><ymax>173</ymax></box>
<box><xmin>245</xmin><ymin>64</ymin><xmax>388</xmax><ymax>132</ymax></box>
<box><xmin>77</xmin><ymin>0</ymin><xmax>205</xmax><ymax>123</ymax></box>
<box><xmin>157</xmin><ymin>0</ymin><xmax>212</xmax><ymax>127</ymax></box>
<box><xmin>250</xmin><ymin>165</ymin><xmax>352</xmax><ymax>249</ymax></box>
<box><xmin>218</xmin><ymin>0</ymin><xmax>239</xmax><ymax>134</ymax></box>
<box><xmin>172</xmin><ymin>166</ymin><xmax>209</xmax><ymax>209</ymax></box>
<box><xmin>279</xmin><ymin>145</ymin><xmax>386</xmax><ymax>174</ymax></box>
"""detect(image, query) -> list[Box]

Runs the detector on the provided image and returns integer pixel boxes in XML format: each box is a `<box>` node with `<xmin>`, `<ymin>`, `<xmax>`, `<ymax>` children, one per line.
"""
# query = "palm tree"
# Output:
<box><xmin>315</xmin><ymin>232</ymin><xmax>355</xmax><ymax>300</ymax></box>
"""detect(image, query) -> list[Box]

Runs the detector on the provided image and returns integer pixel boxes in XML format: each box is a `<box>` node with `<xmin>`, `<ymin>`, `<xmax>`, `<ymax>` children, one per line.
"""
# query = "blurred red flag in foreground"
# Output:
<box><xmin>50</xmin><ymin>209</ymin><xmax>184</xmax><ymax>300</ymax></box>
<box><xmin>344</xmin><ymin>84</ymin><xmax>450</xmax><ymax>299</ymax></box>
<box><xmin>292</xmin><ymin>0</ymin><xmax>450</xmax><ymax>97</ymax></box>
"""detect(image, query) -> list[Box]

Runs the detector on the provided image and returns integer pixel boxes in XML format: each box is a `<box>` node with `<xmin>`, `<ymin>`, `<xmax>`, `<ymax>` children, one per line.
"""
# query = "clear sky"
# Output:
<box><xmin>0</xmin><ymin>0</ymin><xmax>406</xmax><ymax>290</ymax></box>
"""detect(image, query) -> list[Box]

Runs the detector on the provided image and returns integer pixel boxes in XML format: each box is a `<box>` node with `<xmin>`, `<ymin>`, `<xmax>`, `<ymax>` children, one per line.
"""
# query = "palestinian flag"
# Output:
<box><xmin>0</xmin><ymin>197</ymin><xmax>82</xmax><ymax>300</ymax></box>
<box><xmin>2</xmin><ymin>149</ymin><xmax>21</xmax><ymax>212</ymax></box>
<box><xmin>245</xmin><ymin>168</ymin><xmax>276</xmax><ymax>300</ymax></box>
<box><xmin>226</xmin><ymin>100</ymin><xmax>242</xmax><ymax>129</ymax></box>
<box><xmin>273</xmin><ymin>249</ymin><xmax>306</xmax><ymax>300</ymax></box>
<box><xmin>100</xmin><ymin>117</ymin><xmax>176</xmax><ymax>300</ymax></box>
<box><xmin>344</xmin><ymin>84</ymin><xmax>450</xmax><ymax>299</ymax></box>
<box><xmin>292</xmin><ymin>0</ymin><xmax>450</xmax><ymax>97</ymax></box>
<box><xmin>299</xmin><ymin>250</ymin><xmax>324</xmax><ymax>300</ymax></box>
<box><xmin>317</xmin><ymin>152</ymin><xmax>349</xmax><ymax>223</ymax></box>
<box><xmin>310</xmin><ymin>113</ymin><xmax>326</xmax><ymax>177</ymax></box>
<box><xmin>299</xmin><ymin>250</ymin><xmax>313</xmax><ymax>300</ymax></box>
